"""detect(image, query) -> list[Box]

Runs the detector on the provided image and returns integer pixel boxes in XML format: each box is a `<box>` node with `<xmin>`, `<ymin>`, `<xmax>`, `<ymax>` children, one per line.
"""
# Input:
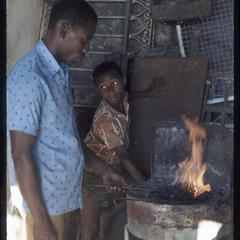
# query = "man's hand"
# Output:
<box><xmin>33</xmin><ymin>219</ymin><xmax>57</xmax><ymax>240</ymax></box>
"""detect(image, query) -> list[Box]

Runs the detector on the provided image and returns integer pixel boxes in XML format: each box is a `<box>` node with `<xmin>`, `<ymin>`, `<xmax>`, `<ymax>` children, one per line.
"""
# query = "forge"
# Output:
<box><xmin>125</xmin><ymin>121</ymin><xmax>233</xmax><ymax>240</ymax></box>
<box><xmin>124</xmin><ymin>53</ymin><xmax>233</xmax><ymax>240</ymax></box>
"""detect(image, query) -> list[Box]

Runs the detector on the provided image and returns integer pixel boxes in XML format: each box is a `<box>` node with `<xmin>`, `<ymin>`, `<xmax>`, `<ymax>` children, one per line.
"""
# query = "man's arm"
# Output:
<box><xmin>10</xmin><ymin>130</ymin><xmax>56</xmax><ymax>240</ymax></box>
<box><xmin>115</xmin><ymin>146</ymin><xmax>146</xmax><ymax>184</ymax></box>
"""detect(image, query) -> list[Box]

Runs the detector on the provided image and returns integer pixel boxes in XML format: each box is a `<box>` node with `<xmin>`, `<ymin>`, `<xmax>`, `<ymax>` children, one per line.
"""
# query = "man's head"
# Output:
<box><xmin>46</xmin><ymin>0</ymin><xmax>97</xmax><ymax>65</ymax></box>
<box><xmin>93</xmin><ymin>61</ymin><xmax>125</xmax><ymax>107</ymax></box>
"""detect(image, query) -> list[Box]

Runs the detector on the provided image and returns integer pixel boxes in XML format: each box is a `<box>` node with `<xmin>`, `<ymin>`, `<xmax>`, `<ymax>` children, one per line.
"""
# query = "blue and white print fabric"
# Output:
<box><xmin>7</xmin><ymin>40</ymin><xmax>84</xmax><ymax>215</ymax></box>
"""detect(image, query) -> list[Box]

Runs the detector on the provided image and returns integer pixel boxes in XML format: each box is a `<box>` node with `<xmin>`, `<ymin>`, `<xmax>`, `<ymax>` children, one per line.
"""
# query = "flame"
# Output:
<box><xmin>173</xmin><ymin>116</ymin><xmax>211</xmax><ymax>198</ymax></box>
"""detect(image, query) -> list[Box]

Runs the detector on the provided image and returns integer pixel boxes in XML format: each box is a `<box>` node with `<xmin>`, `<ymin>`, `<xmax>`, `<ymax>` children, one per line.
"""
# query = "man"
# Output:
<box><xmin>7</xmin><ymin>1</ymin><xmax>125</xmax><ymax>240</ymax></box>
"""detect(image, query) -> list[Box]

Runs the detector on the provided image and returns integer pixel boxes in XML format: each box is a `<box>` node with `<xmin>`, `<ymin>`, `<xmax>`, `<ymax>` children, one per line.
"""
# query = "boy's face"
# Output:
<box><xmin>97</xmin><ymin>70</ymin><xmax>124</xmax><ymax>106</ymax></box>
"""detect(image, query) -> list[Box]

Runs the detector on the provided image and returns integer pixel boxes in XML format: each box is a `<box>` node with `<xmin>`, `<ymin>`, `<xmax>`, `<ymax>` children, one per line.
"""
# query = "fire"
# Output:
<box><xmin>173</xmin><ymin>116</ymin><xmax>211</xmax><ymax>198</ymax></box>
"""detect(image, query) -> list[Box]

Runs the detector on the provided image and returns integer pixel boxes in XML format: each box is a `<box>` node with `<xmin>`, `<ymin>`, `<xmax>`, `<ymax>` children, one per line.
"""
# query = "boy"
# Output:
<box><xmin>82</xmin><ymin>61</ymin><xmax>165</xmax><ymax>239</ymax></box>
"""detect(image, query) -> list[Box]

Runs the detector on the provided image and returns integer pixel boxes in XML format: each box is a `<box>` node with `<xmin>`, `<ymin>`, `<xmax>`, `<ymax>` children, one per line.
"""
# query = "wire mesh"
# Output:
<box><xmin>181</xmin><ymin>0</ymin><xmax>234</xmax><ymax>99</ymax></box>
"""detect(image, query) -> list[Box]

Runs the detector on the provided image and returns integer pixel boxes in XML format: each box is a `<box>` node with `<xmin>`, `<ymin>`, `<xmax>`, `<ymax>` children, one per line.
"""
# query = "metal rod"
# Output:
<box><xmin>176</xmin><ymin>24</ymin><xmax>186</xmax><ymax>57</ymax></box>
<box><xmin>122</xmin><ymin>0</ymin><xmax>132</xmax><ymax>75</ymax></box>
<box><xmin>207</xmin><ymin>96</ymin><xmax>234</xmax><ymax>105</ymax></box>
<box><xmin>93</xmin><ymin>33</ymin><xmax>124</xmax><ymax>38</ymax></box>
<box><xmin>87</xmin><ymin>0</ymin><xmax>127</xmax><ymax>2</ymax></box>
<box><xmin>83</xmin><ymin>184</ymin><xmax>157</xmax><ymax>191</ymax></box>
<box><xmin>221</xmin><ymin>83</ymin><xmax>230</xmax><ymax>126</ymax></box>
<box><xmin>98</xmin><ymin>16</ymin><xmax>126</xmax><ymax>19</ymax></box>
<box><xmin>113</xmin><ymin>197</ymin><xmax>213</xmax><ymax>204</ymax></box>
<box><xmin>88</xmin><ymin>51</ymin><xmax>112</xmax><ymax>55</ymax></box>
<box><xmin>150</xmin><ymin>18</ymin><xmax>156</xmax><ymax>49</ymax></box>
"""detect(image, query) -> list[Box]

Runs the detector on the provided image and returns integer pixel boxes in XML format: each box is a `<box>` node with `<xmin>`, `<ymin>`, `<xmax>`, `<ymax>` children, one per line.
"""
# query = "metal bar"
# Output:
<box><xmin>88</xmin><ymin>0</ymin><xmax>127</xmax><ymax>2</ymax></box>
<box><xmin>221</xmin><ymin>84</ymin><xmax>230</xmax><ymax>126</ymax></box>
<box><xmin>200</xmin><ymin>79</ymin><xmax>211</xmax><ymax>122</ymax></box>
<box><xmin>122</xmin><ymin>0</ymin><xmax>132</xmax><ymax>75</ymax></box>
<box><xmin>98</xmin><ymin>16</ymin><xmax>126</xmax><ymax>19</ymax></box>
<box><xmin>204</xmin><ymin>106</ymin><xmax>233</xmax><ymax>114</ymax></box>
<box><xmin>189</xmin><ymin>27</ymin><xmax>201</xmax><ymax>57</ymax></box>
<box><xmin>150</xmin><ymin>18</ymin><xmax>157</xmax><ymax>49</ymax></box>
<box><xmin>88</xmin><ymin>51</ymin><xmax>112</xmax><ymax>55</ymax></box>
<box><xmin>93</xmin><ymin>33</ymin><xmax>124</xmax><ymax>38</ymax></box>
<box><xmin>124</xmin><ymin>225</ymin><xmax>129</xmax><ymax>240</ymax></box>
<box><xmin>203</xmin><ymin>80</ymin><xmax>212</xmax><ymax>122</ymax></box>
<box><xmin>176</xmin><ymin>24</ymin><xmax>186</xmax><ymax>57</ymax></box>
<box><xmin>84</xmin><ymin>184</ymin><xmax>157</xmax><ymax>191</ymax></box>
<box><xmin>112</xmin><ymin>196</ymin><xmax>207</xmax><ymax>204</ymax></box>
<box><xmin>207</xmin><ymin>96</ymin><xmax>234</xmax><ymax>105</ymax></box>
<box><xmin>113</xmin><ymin>197</ymin><xmax>219</xmax><ymax>205</ymax></box>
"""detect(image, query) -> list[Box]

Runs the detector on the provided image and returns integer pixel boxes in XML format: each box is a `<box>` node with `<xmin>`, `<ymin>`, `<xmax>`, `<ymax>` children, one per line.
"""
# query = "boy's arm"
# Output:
<box><xmin>115</xmin><ymin>146</ymin><xmax>146</xmax><ymax>184</ymax></box>
<box><xmin>82</xmin><ymin>145</ymin><xmax>127</xmax><ymax>186</ymax></box>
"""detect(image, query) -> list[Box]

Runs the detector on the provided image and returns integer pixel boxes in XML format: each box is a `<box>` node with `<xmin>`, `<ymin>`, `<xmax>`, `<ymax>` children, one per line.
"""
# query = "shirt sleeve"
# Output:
<box><xmin>7</xmin><ymin>73</ymin><xmax>45</xmax><ymax>136</ymax></box>
<box><xmin>93</xmin><ymin>115</ymin><xmax>124</xmax><ymax>150</ymax></box>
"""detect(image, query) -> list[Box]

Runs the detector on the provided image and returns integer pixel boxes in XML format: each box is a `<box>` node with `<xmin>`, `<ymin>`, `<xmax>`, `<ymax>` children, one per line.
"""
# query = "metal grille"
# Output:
<box><xmin>40</xmin><ymin>0</ymin><xmax>154</xmax><ymax>108</ymax></box>
<box><xmin>40</xmin><ymin>0</ymin><xmax>132</xmax><ymax>107</ymax></box>
<box><xmin>181</xmin><ymin>0</ymin><xmax>233</xmax><ymax>99</ymax></box>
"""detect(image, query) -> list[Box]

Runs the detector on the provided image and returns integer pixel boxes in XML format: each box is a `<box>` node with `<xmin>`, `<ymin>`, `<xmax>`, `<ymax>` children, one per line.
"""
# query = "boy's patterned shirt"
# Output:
<box><xmin>84</xmin><ymin>94</ymin><xmax>129</xmax><ymax>169</ymax></box>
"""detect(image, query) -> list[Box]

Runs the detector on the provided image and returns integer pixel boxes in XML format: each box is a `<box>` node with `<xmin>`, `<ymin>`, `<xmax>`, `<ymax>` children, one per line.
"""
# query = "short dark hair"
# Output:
<box><xmin>92</xmin><ymin>61</ymin><xmax>123</xmax><ymax>86</ymax></box>
<box><xmin>48</xmin><ymin>0</ymin><xmax>97</xmax><ymax>30</ymax></box>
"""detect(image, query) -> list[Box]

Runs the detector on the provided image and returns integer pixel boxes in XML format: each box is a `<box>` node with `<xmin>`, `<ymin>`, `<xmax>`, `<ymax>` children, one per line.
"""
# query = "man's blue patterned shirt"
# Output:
<box><xmin>7</xmin><ymin>40</ymin><xmax>84</xmax><ymax>215</ymax></box>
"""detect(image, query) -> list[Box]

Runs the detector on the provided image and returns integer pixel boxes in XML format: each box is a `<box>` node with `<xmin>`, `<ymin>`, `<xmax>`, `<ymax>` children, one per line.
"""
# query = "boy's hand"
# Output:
<box><xmin>129</xmin><ymin>77</ymin><xmax>166</xmax><ymax>100</ymax></box>
<box><xmin>101</xmin><ymin>169</ymin><xmax>127</xmax><ymax>193</ymax></box>
<box><xmin>144</xmin><ymin>77</ymin><xmax>166</xmax><ymax>98</ymax></box>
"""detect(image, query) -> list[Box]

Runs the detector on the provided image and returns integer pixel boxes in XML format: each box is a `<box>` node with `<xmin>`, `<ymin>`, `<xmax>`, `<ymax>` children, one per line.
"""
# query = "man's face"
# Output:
<box><xmin>97</xmin><ymin>70</ymin><xmax>125</xmax><ymax>106</ymax></box>
<box><xmin>59</xmin><ymin>25</ymin><xmax>94</xmax><ymax>66</ymax></box>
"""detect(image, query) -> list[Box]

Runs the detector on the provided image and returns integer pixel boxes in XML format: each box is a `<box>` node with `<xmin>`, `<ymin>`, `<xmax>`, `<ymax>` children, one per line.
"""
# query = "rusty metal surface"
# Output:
<box><xmin>127</xmin><ymin>198</ymin><xmax>232</xmax><ymax>226</ymax></box>
<box><xmin>129</xmin><ymin>57</ymin><xmax>208</xmax><ymax>177</ymax></box>
<box><xmin>127</xmin><ymin>198</ymin><xmax>233</xmax><ymax>240</ymax></box>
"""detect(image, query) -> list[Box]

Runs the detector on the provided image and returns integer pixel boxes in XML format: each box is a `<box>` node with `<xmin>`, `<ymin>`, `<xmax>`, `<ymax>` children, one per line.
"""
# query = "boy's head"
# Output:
<box><xmin>47</xmin><ymin>0</ymin><xmax>97</xmax><ymax>65</ymax></box>
<box><xmin>93</xmin><ymin>61</ymin><xmax>125</xmax><ymax>106</ymax></box>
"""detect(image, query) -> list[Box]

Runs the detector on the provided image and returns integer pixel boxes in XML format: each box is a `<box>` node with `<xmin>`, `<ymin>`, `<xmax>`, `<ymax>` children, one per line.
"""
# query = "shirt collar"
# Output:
<box><xmin>36</xmin><ymin>40</ymin><xmax>69</xmax><ymax>78</ymax></box>
<box><xmin>103</xmin><ymin>92</ymin><xmax>129</xmax><ymax>118</ymax></box>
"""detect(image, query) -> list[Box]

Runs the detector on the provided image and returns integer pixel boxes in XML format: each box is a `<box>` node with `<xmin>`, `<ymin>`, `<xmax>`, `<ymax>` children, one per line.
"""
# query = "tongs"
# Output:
<box><xmin>83</xmin><ymin>183</ymin><xmax>163</xmax><ymax>202</ymax></box>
